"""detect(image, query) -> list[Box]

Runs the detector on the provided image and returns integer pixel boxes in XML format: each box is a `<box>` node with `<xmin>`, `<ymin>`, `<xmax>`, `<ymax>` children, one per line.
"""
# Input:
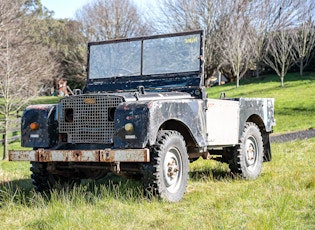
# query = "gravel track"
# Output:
<box><xmin>270</xmin><ymin>128</ymin><xmax>315</xmax><ymax>143</ymax></box>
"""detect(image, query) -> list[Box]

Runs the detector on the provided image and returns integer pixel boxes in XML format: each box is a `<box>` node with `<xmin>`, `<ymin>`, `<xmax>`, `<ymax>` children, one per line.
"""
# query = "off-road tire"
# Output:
<box><xmin>142</xmin><ymin>130</ymin><xmax>189</xmax><ymax>202</ymax></box>
<box><xmin>30</xmin><ymin>162</ymin><xmax>78</xmax><ymax>193</ymax></box>
<box><xmin>229</xmin><ymin>122</ymin><xmax>264</xmax><ymax>180</ymax></box>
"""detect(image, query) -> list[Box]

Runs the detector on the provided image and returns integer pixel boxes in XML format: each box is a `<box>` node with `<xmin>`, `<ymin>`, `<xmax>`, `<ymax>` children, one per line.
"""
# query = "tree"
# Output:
<box><xmin>248</xmin><ymin>0</ymin><xmax>290</xmax><ymax>79</ymax></box>
<box><xmin>154</xmin><ymin>0</ymin><xmax>314</xmax><ymax>86</ymax></box>
<box><xmin>0</xmin><ymin>0</ymin><xmax>56</xmax><ymax>160</ymax></box>
<box><xmin>217</xmin><ymin>0</ymin><xmax>255</xmax><ymax>88</ymax></box>
<box><xmin>291</xmin><ymin>17</ymin><xmax>315</xmax><ymax>76</ymax></box>
<box><xmin>75</xmin><ymin>0</ymin><xmax>151</xmax><ymax>41</ymax></box>
<box><xmin>40</xmin><ymin>19</ymin><xmax>87</xmax><ymax>90</ymax></box>
<box><xmin>263</xmin><ymin>30</ymin><xmax>297</xmax><ymax>87</ymax></box>
<box><xmin>56</xmin><ymin>20</ymin><xmax>87</xmax><ymax>90</ymax></box>
<box><xmin>25</xmin><ymin>3</ymin><xmax>86</xmax><ymax>91</ymax></box>
<box><xmin>155</xmin><ymin>0</ymin><xmax>255</xmax><ymax>86</ymax></box>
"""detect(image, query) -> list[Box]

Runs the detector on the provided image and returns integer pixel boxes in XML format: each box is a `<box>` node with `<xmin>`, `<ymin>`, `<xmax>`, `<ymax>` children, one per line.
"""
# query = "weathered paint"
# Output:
<box><xmin>38</xmin><ymin>149</ymin><xmax>100</xmax><ymax>162</ymax></box>
<box><xmin>21</xmin><ymin>104</ymin><xmax>58</xmax><ymax>148</ymax></box>
<box><xmin>147</xmin><ymin>99</ymin><xmax>207</xmax><ymax>147</ymax></box>
<box><xmin>114</xmin><ymin>97</ymin><xmax>207</xmax><ymax>149</ymax></box>
<box><xmin>9</xmin><ymin>148</ymin><xmax>150</xmax><ymax>163</ymax></box>
<box><xmin>238</xmin><ymin>98</ymin><xmax>275</xmax><ymax>134</ymax></box>
<box><xmin>100</xmin><ymin>149</ymin><xmax>150</xmax><ymax>162</ymax></box>
<box><xmin>9</xmin><ymin>150</ymin><xmax>38</xmax><ymax>161</ymax></box>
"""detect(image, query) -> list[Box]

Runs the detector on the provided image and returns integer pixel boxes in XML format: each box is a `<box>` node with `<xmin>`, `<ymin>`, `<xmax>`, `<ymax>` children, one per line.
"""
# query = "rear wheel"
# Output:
<box><xmin>142</xmin><ymin>130</ymin><xmax>189</xmax><ymax>202</ymax></box>
<box><xmin>229</xmin><ymin>122</ymin><xmax>264</xmax><ymax>179</ymax></box>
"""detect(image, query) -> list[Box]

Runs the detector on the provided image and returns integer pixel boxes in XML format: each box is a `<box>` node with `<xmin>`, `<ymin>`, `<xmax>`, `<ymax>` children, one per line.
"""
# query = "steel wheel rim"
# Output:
<box><xmin>245</xmin><ymin>136</ymin><xmax>258</xmax><ymax>171</ymax></box>
<box><xmin>163</xmin><ymin>147</ymin><xmax>182</xmax><ymax>193</ymax></box>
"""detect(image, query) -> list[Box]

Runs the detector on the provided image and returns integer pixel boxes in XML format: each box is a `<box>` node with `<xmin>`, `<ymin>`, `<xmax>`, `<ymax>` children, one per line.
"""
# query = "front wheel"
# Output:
<box><xmin>30</xmin><ymin>162</ymin><xmax>79</xmax><ymax>193</ymax></box>
<box><xmin>142</xmin><ymin>130</ymin><xmax>189</xmax><ymax>202</ymax></box>
<box><xmin>229</xmin><ymin>122</ymin><xmax>264</xmax><ymax>180</ymax></box>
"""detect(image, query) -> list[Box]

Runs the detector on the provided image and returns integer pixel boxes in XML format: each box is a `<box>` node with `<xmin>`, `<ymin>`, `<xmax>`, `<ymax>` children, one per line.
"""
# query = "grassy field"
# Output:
<box><xmin>1</xmin><ymin>74</ymin><xmax>315</xmax><ymax>229</ymax></box>
<box><xmin>206</xmin><ymin>73</ymin><xmax>315</xmax><ymax>133</ymax></box>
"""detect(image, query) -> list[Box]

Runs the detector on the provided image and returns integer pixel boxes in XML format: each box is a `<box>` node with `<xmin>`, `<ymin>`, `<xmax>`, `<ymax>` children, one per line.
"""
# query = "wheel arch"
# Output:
<box><xmin>158</xmin><ymin>119</ymin><xmax>197</xmax><ymax>148</ymax></box>
<box><xmin>245</xmin><ymin>114</ymin><xmax>272</xmax><ymax>161</ymax></box>
<box><xmin>246</xmin><ymin>114</ymin><xmax>266</xmax><ymax>132</ymax></box>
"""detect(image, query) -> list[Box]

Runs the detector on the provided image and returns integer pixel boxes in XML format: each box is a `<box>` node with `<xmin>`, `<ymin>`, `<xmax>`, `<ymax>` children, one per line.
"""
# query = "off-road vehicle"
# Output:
<box><xmin>10</xmin><ymin>30</ymin><xmax>275</xmax><ymax>202</ymax></box>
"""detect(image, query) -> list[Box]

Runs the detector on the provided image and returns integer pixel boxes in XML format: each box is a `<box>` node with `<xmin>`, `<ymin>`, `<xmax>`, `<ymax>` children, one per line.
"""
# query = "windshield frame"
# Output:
<box><xmin>87</xmin><ymin>30</ymin><xmax>204</xmax><ymax>80</ymax></box>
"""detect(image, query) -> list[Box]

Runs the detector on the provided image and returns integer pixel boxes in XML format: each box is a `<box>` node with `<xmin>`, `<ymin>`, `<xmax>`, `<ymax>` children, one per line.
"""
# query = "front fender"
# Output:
<box><xmin>147</xmin><ymin>99</ymin><xmax>207</xmax><ymax>146</ymax></box>
<box><xmin>21</xmin><ymin>104</ymin><xmax>58</xmax><ymax>148</ymax></box>
<box><xmin>113</xmin><ymin>99</ymin><xmax>207</xmax><ymax>148</ymax></box>
<box><xmin>114</xmin><ymin>102</ymin><xmax>150</xmax><ymax>148</ymax></box>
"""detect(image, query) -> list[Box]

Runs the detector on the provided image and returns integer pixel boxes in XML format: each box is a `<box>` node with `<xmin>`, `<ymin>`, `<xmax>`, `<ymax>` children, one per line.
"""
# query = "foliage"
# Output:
<box><xmin>0</xmin><ymin>0</ymin><xmax>57</xmax><ymax>159</ymax></box>
<box><xmin>49</xmin><ymin>19</ymin><xmax>86</xmax><ymax>90</ymax></box>
<box><xmin>28</xmin><ymin>10</ymin><xmax>87</xmax><ymax>91</ymax></box>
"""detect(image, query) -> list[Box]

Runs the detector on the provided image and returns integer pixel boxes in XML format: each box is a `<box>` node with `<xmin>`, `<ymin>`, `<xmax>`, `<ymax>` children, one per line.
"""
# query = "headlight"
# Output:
<box><xmin>124</xmin><ymin>123</ymin><xmax>134</xmax><ymax>132</ymax></box>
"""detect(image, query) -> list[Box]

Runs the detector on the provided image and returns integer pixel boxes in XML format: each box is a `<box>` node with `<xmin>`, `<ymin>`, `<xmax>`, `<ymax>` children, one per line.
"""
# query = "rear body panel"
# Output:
<box><xmin>206</xmin><ymin>99</ymin><xmax>240</xmax><ymax>146</ymax></box>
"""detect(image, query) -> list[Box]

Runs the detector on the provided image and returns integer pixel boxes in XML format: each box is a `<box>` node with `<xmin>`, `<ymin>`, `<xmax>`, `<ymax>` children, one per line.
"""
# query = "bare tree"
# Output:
<box><xmin>248</xmin><ymin>0</ymin><xmax>287</xmax><ymax>79</ymax></box>
<box><xmin>292</xmin><ymin>21</ymin><xmax>315</xmax><ymax>76</ymax></box>
<box><xmin>0</xmin><ymin>0</ymin><xmax>56</xmax><ymax>160</ymax></box>
<box><xmin>263</xmin><ymin>30</ymin><xmax>297</xmax><ymax>87</ymax></box>
<box><xmin>217</xmin><ymin>0</ymin><xmax>257</xmax><ymax>87</ymax></box>
<box><xmin>75</xmin><ymin>0</ymin><xmax>151</xmax><ymax>41</ymax></box>
<box><xmin>154</xmin><ymin>0</ymin><xmax>232</xmax><ymax>84</ymax></box>
<box><xmin>154</xmin><ymin>0</ymin><xmax>313</xmax><ymax>86</ymax></box>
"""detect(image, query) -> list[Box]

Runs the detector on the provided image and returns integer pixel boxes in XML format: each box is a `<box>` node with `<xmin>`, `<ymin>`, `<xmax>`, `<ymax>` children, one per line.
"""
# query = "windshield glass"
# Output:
<box><xmin>89</xmin><ymin>41</ymin><xmax>141</xmax><ymax>79</ymax></box>
<box><xmin>88</xmin><ymin>33</ymin><xmax>201</xmax><ymax>79</ymax></box>
<box><xmin>143</xmin><ymin>35</ymin><xmax>200</xmax><ymax>75</ymax></box>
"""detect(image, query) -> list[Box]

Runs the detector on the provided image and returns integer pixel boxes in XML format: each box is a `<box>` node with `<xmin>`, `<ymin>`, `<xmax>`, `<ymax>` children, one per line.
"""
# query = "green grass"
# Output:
<box><xmin>1</xmin><ymin>73</ymin><xmax>315</xmax><ymax>229</ymax></box>
<box><xmin>28</xmin><ymin>96</ymin><xmax>60</xmax><ymax>105</ymax></box>
<box><xmin>207</xmin><ymin>73</ymin><xmax>315</xmax><ymax>133</ymax></box>
<box><xmin>1</xmin><ymin>139</ymin><xmax>315</xmax><ymax>229</ymax></box>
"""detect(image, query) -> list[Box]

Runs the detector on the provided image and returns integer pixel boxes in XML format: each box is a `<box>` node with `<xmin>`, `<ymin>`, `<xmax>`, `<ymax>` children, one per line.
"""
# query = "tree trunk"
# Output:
<box><xmin>256</xmin><ymin>69</ymin><xmax>260</xmax><ymax>79</ymax></box>
<box><xmin>300</xmin><ymin>58</ymin><xmax>304</xmax><ymax>76</ymax></box>
<box><xmin>2</xmin><ymin>118</ymin><xmax>9</xmax><ymax>160</ymax></box>
<box><xmin>236</xmin><ymin>75</ymin><xmax>240</xmax><ymax>88</ymax></box>
<box><xmin>280</xmin><ymin>76</ymin><xmax>284</xmax><ymax>87</ymax></box>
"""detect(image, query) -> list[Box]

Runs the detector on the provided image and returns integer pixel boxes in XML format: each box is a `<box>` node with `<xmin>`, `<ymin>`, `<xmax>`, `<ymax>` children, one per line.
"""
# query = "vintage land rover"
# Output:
<box><xmin>10</xmin><ymin>30</ymin><xmax>275</xmax><ymax>202</ymax></box>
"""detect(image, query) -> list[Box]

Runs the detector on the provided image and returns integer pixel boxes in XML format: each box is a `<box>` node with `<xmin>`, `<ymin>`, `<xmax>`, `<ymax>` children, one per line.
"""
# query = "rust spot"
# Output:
<box><xmin>100</xmin><ymin>149</ymin><xmax>114</xmax><ymax>162</ymax></box>
<box><xmin>38</xmin><ymin>148</ymin><xmax>52</xmax><ymax>162</ymax></box>
<box><xmin>84</xmin><ymin>98</ymin><xmax>97</xmax><ymax>104</ymax></box>
<box><xmin>72</xmin><ymin>150</ymin><xmax>83</xmax><ymax>161</ymax></box>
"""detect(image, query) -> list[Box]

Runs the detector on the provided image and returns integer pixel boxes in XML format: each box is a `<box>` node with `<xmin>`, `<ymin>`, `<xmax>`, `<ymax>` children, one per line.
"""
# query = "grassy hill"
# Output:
<box><xmin>206</xmin><ymin>73</ymin><xmax>315</xmax><ymax>133</ymax></box>
<box><xmin>1</xmin><ymin>73</ymin><xmax>315</xmax><ymax>229</ymax></box>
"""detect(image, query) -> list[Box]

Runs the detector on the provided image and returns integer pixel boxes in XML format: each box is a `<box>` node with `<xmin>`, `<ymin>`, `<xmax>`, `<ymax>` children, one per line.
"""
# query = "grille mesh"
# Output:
<box><xmin>59</xmin><ymin>95</ymin><xmax>123</xmax><ymax>144</ymax></box>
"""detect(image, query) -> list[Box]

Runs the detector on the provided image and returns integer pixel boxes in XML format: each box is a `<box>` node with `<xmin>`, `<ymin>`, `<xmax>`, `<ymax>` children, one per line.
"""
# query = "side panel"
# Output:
<box><xmin>206</xmin><ymin>99</ymin><xmax>240</xmax><ymax>146</ymax></box>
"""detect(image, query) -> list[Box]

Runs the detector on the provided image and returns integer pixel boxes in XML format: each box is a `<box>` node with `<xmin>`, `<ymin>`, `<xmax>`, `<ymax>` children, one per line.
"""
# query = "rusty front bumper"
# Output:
<box><xmin>9</xmin><ymin>148</ymin><xmax>150</xmax><ymax>163</ymax></box>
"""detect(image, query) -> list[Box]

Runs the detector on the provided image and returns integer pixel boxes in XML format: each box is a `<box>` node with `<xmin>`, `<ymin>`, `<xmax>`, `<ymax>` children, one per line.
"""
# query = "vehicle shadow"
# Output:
<box><xmin>0</xmin><ymin>174</ymin><xmax>146</xmax><ymax>205</ymax></box>
<box><xmin>189</xmin><ymin>168</ymin><xmax>233</xmax><ymax>182</ymax></box>
<box><xmin>0</xmin><ymin>169</ymin><xmax>235</xmax><ymax>205</ymax></box>
<box><xmin>0</xmin><ymin>178</ymin><xmax>33</xmax><ymax>190</ymax></box>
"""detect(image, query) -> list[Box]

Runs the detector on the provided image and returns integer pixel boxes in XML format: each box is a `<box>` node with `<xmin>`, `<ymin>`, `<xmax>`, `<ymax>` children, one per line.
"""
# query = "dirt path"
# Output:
<box><xmin>270</xmin><ymin>129</ymin><xmax>315</xmax><ymax>143</ymax></box>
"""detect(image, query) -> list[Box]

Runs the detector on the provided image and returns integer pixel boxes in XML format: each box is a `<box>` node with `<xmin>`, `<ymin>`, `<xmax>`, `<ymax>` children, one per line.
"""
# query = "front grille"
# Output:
<box><xmin>58</xmin><ymin>95</ymin><xmax>124</xmax><ymax>144</ymax></box>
